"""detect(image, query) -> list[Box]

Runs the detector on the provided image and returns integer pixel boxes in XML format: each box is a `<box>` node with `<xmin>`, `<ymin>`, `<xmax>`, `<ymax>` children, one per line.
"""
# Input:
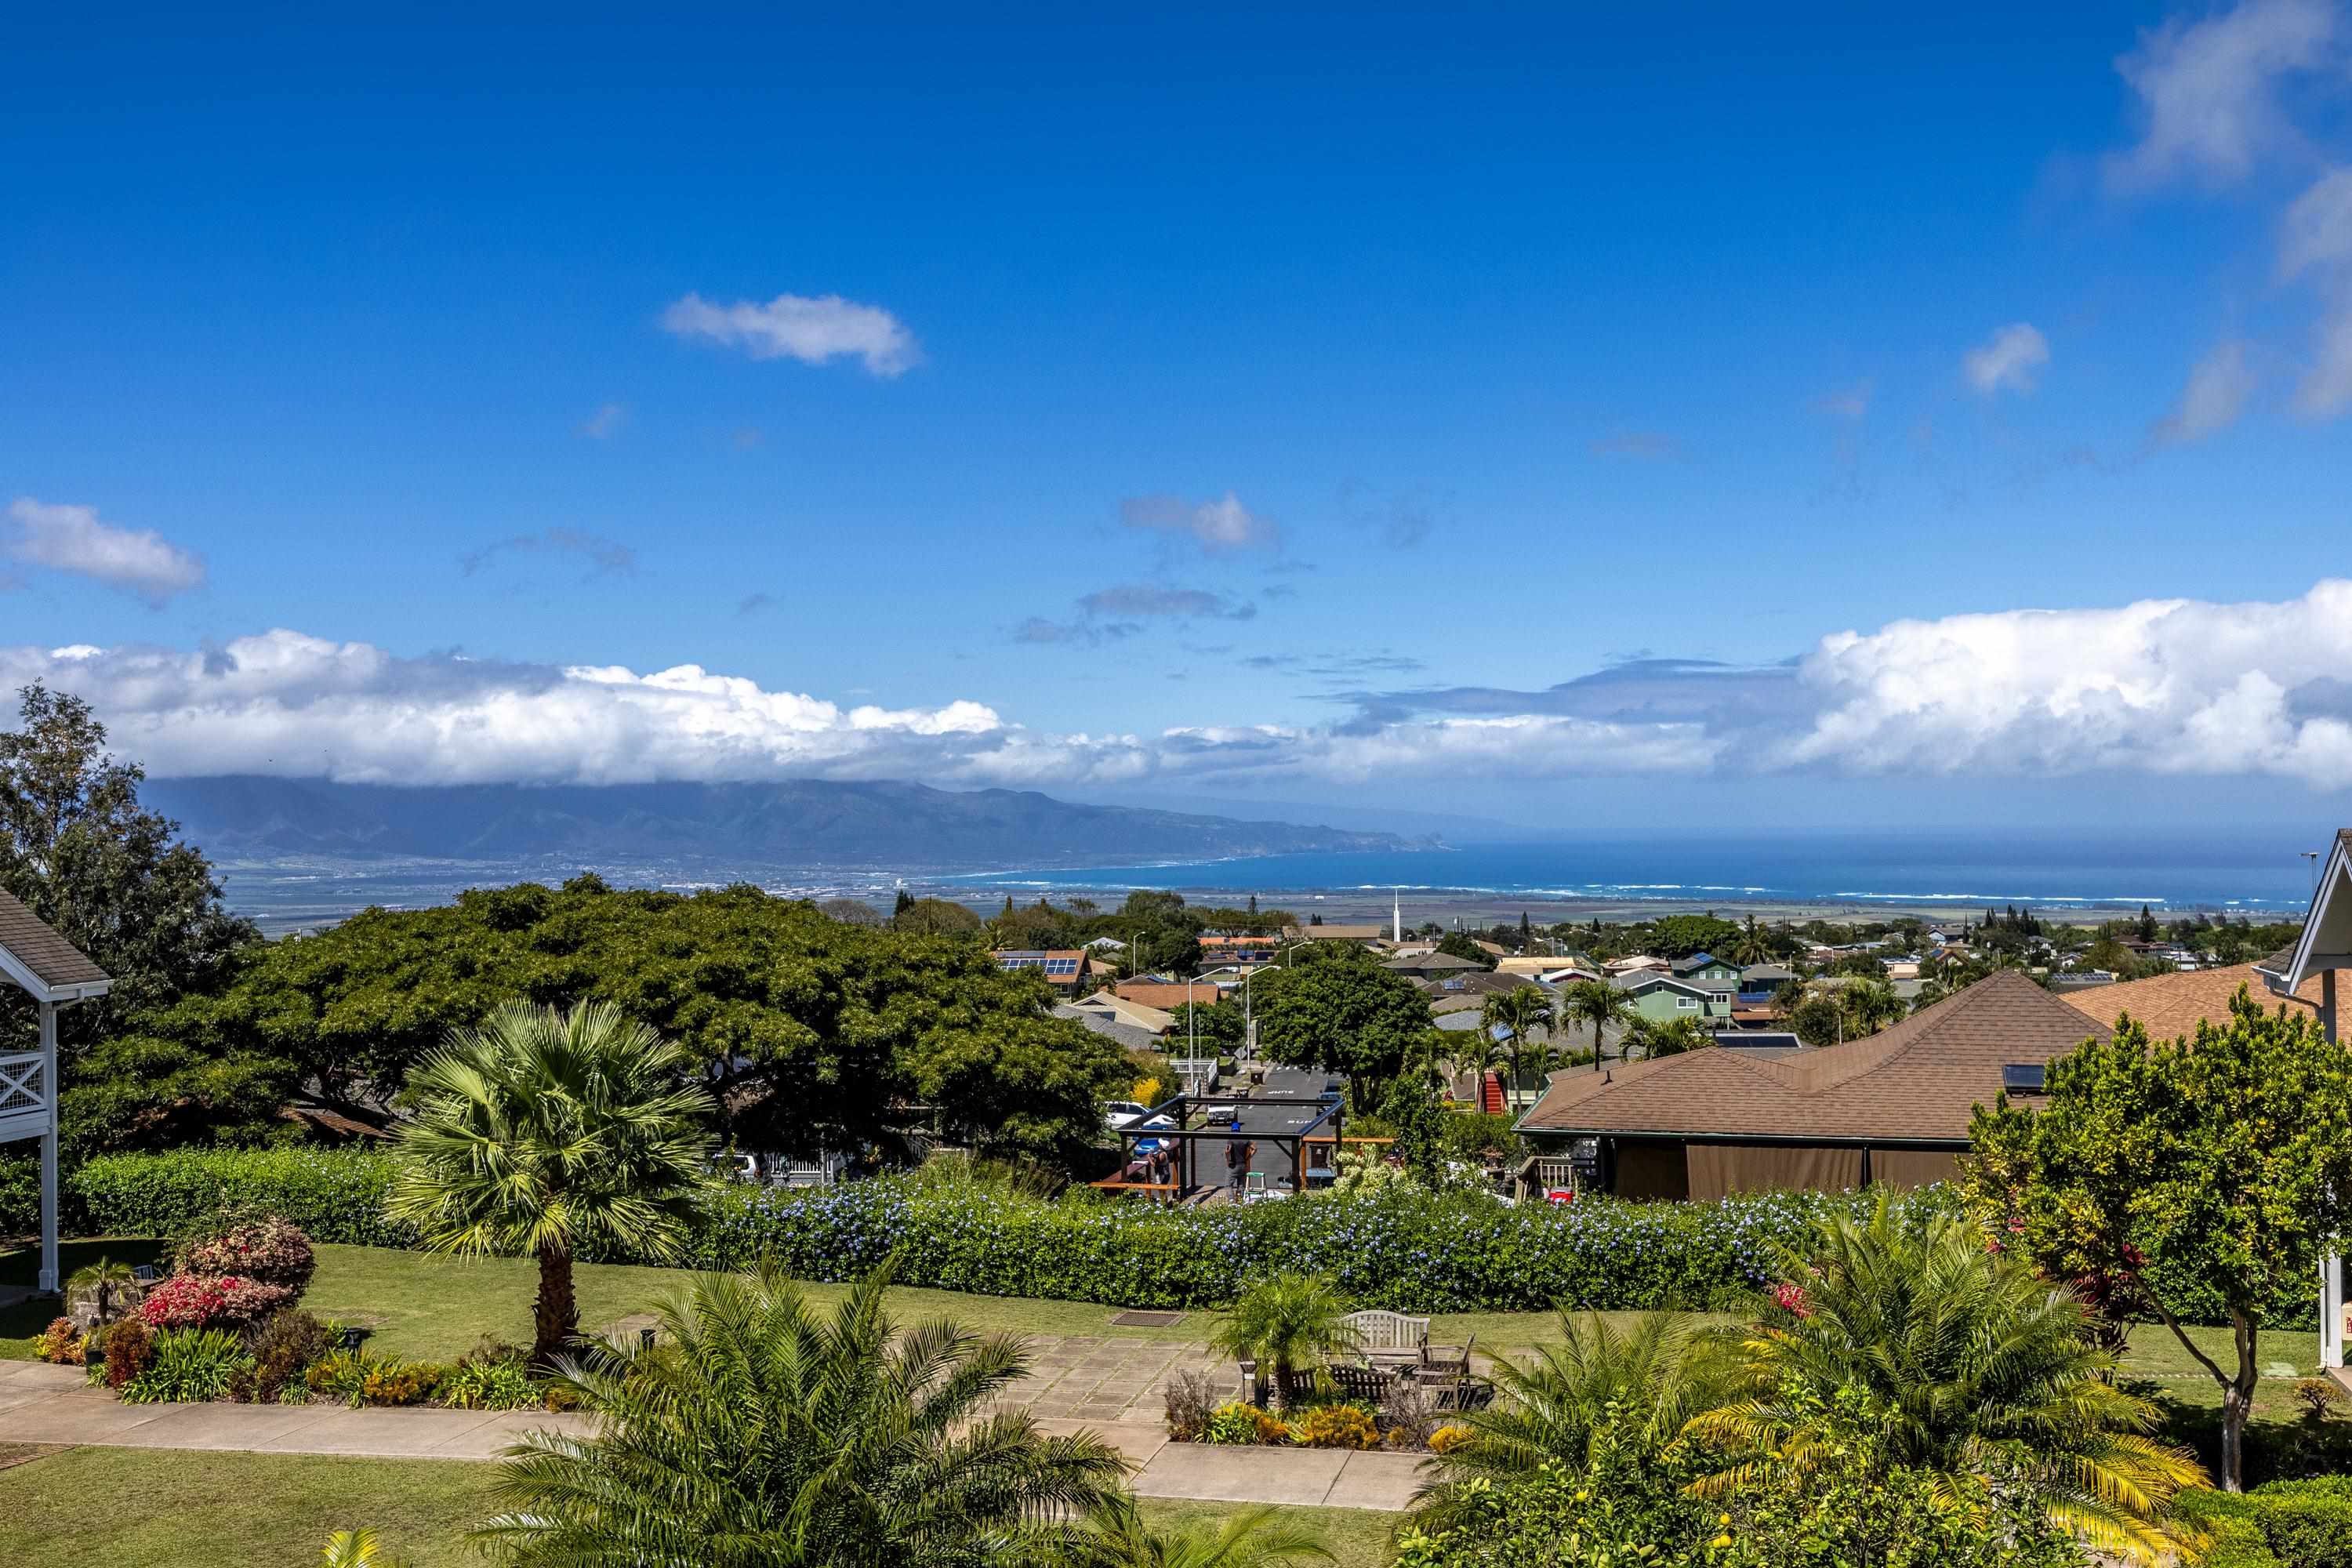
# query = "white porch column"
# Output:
<box><xmin>38</xmin><ymin>999</ymin><xmax>59</xmax><ymax>1294</ymax></box>
<box><xmin>2325</xmin><ymin>972</ymin><xmax>2343</xmax><ymax>1370</ymax></box>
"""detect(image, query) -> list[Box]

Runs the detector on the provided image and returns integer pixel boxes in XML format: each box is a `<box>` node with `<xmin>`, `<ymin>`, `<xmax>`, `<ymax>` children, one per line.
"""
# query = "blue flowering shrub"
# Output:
<box><xmin>74</xmin><ymin>1147</ymin><xmax>1963</xmax><ymax>1312</ymax></box>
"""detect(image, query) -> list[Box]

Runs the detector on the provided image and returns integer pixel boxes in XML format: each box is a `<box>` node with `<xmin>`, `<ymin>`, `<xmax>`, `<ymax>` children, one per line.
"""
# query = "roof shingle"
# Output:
<box><xmin>1517</xmin><ymin>969</ymin><xmax>2107</xmax><ymax>1143</ymax></box>
<box><xmin>0</xmin><ymin>889</ymin><xmax>111</xmax><ymax>994</ymax></box>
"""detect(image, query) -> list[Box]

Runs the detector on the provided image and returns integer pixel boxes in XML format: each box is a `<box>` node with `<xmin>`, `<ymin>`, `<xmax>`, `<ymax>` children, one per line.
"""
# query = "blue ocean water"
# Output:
<box><xmin>942</xmin><ymin>834</ymin><xmax>2327</xmax><ymax>914</ymax></box>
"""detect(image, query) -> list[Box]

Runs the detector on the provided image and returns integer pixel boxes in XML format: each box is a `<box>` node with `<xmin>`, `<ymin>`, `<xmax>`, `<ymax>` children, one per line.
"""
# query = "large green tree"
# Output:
<box><xmin>1966</xmin><ymin>987</ymin><xmax>2352</xmax><ymax>1491</ymax></box>
<box><xmin>480</xmin><ymin>1264</ymin><xmax>1127</xmax><ymax>1566</ymax></box>
<box><xmin>1646</xmin><ymin>913</ymin><xmax>1741</xmax><ymax>958</ymax></box>
<box><xmin>390</xmin><ymin>1000</ymin><xmax>715</xmax><ymax>1364</ymax></box>
<box><xmin>1253</xmin><ymin>942</ymin><xmax>1431</xmax><ymax>1102</ymax></box>
<box><xmin>2</xmin><ymin>684</ymin><xmax>270</xmax><ymax>1150</ymax></box>
<box><xmin>136</xmin><ymin>878</ymin><xmax>1131</xmax><ymax>1167</ymax></box>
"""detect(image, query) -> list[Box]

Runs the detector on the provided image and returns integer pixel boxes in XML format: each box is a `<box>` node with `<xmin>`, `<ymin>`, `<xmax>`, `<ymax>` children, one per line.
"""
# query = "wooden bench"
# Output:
<box><xmin>1341</xmin><ymin>1308</ymin><xmax>1430</xmax><ymax>1368</ymax></box>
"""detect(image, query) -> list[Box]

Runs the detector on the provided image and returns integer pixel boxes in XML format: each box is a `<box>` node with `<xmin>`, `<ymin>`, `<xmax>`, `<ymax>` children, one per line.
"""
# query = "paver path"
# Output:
<box><xmin>0</xmin><ymin>1358</ymin><xmax>1428</xmax><ymax>1511</ymax></box>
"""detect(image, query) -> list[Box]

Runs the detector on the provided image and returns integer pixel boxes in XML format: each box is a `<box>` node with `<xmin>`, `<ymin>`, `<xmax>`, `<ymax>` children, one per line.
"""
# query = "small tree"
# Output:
<box><xmin>1966</xmin><ymin>987</ymin><xmax>2352</xmax><ymax>1491</ymax></box>
<box><xmin>1208</xmin><ymin>1273</ymin><xmax>1362</xmax><ymax>1410</ymax></box>
<box><xmin>1558</xmin><ymin>978</ymin><xmax>1632</xmax><ymax>1073</ymax></box>
<box><xmin>390</xmin><ymin>1001</ymin><xmax>716</xmax><ymax>1366</ymax></box>
<box><xmin>1477</xmin><ymin>987</ymin><xmax>1557</xmax><ymax>1105</ymax></box>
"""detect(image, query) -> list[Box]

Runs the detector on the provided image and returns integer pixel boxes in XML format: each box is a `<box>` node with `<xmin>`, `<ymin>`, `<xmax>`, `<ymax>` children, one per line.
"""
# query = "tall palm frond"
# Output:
<box><xmin>476</xmin><ymin>1262</ymin><xmax>1127</xmax><ymax>1567</ymax></box>
<box><xmin>1414</xmin><ymin>1310</ymin><xmax>1738</xmax><ymax>1530</ymax></box>
<box><xmin>1558</xmin><ymin>979</ymin><xmax>1633</xmax><ymax>1073</ymax></box>
<box><xmin>389</xmin><ymin>1000</ymin><xmax>716</xmax><ymax>1364</ymax></box>
<box><xmin>1070</xmin><ymin>1497</ymin><xmax>1335</xmax><ymax>1567</ymax></box>
<box><xmin>1686</xmin><ymin>1193</ymin><xmax>2205</xmax><ymax>1565</ymax></box>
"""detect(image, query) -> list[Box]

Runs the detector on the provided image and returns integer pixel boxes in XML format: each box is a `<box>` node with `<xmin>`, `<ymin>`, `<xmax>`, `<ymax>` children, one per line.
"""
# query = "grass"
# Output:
<box><xmin>0</xmin><ymin>1447</ymin><xmax>1398</xmax><ymax>1568</ymax></box>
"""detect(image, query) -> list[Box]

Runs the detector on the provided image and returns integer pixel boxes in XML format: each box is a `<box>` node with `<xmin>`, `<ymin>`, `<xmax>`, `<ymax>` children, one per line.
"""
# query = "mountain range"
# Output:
<box><xmin>141</xmin><ymin>776</ymin><xmax>1423</xmax><ymax>869</ymax></box>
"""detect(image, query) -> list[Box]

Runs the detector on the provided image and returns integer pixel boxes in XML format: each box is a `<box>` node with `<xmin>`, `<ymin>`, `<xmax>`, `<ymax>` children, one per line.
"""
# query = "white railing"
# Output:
<box><xmin>0</xmin><ymin>1052</ymin><xmax>45</xmax><ymax>1118</ymax></box>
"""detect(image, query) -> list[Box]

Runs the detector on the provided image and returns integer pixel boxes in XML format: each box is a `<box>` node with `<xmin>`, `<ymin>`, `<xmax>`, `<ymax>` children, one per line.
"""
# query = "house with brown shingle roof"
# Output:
<box><xmin>2062</xmin><ymin>960</ymin><xmax>2328</xmax><ymax>1039</ymax></box>
<box><xmin>1514</xmin><ymin>969</ymin><xmax>2107</xmax><ymax>1201</ymax></box>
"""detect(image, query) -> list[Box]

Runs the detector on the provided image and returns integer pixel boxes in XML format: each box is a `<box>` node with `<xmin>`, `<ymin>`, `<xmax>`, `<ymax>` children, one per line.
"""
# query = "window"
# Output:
<box><xmin>1675</xmin><ymin>996</ymin><xmax>1698</xmax><ymax>1011</ymax></box>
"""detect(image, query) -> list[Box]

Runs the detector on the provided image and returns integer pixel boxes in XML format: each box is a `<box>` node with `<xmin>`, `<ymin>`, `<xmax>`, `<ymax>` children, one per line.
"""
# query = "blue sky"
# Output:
<box><xmin>6</xmin><ymin>3</ymin><xmax>2352</xmax><ymax>830</ymax></box>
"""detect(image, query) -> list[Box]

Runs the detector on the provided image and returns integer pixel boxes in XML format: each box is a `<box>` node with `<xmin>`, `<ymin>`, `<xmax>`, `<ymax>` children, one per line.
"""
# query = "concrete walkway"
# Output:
<box><xmin>0</xmin><ymin>1359</ymin><xmax>1428</xmax><ymax>1511</ymax></box>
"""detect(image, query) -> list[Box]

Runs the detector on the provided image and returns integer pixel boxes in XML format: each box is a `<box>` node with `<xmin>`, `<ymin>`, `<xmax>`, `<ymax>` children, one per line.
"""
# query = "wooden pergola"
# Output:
<box><xmin>0</xmin><ymin>890</ymin><xmax>112</xmax><ymax>1294</ymax></box>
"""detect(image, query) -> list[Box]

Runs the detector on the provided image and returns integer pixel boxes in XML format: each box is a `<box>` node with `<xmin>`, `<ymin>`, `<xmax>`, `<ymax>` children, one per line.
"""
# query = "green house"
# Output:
<box><xmin>1670</xmin><ymin>951</ymin><xmax>1741</xmax><ymax>991</ymax></box>
<box><xmin>1613</xmin><ymin>971</ymin><xmax>1730</xmax><ymax>1023</ymax></box>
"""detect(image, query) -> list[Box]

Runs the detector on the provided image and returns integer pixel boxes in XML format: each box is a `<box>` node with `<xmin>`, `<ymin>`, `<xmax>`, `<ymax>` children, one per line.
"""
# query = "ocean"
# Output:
<box><xmin>939</xmin><ymin>833</ymin><xmax>2328</xmax><ymax>916</ymax></box>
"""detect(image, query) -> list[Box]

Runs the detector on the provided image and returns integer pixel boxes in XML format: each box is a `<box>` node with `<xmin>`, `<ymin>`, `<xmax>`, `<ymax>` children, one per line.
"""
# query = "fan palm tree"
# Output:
<box><xmin>66</xmin><ymin>1254</ymin><xmax>139</xmax><ymax>1323</ymax></box>
<box><xmin>1478</xmin><ymin>986</ymin><xmax>1557</xmax><ymax>1108</ymax></box>
<box><xmin>1207</xmin><ymin>1273</ymin><xmax>1362</xmax><ymax>1410</ymax></box>
<box><xmin>476</xmin><ymin>1263</ymin><xmax>1127</xmax><ymax>1568</ymax></box>
<box><xmin>389</xmin><ymin>1000</ymin><xmax>717</xmax><ymax>1366</ymax></box>
<box><xmin>1624</xmin><ymin>1014</ymin><xmax>1711</xmax><ymax>1060</ymax></box>
<box><xmin>1558</xmin><ymin>978</ymin><xmax>1633</xmax><ymax>1073</ymax></box>
<box><xmin>1688</xmin><ymin>1195</ymin><xmax>2205</xmax><ymax>1565</ymax></box>
<box><xmin>1415</xmin><ymin>1310</ymin><xmax>1737</xmax><ymax>1530</ymax></box>
<box><xmin>1070</xmin><ymin>1497</ymin><xmax>1334</xmax><ymax>1567</ymax></box>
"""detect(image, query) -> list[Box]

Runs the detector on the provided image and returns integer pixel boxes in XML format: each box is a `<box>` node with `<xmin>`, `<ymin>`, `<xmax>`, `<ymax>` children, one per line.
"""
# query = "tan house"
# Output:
<box><xmin>1515</xmin><ymin>970</ymin><xmax>2107</xmax><ymax>1201</ymax></box>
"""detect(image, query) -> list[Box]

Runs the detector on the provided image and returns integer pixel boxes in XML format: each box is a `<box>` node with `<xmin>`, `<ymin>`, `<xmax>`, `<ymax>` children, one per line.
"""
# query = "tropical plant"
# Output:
<box><xmin>121</xmin><ymin>1326</ymin><xmax>252</xmax><ymax>1403</ymax></box>
<box><xmin>1207</xmin><ymin>1272</ymin><xmax>1362</xmax><ymax>1410</ymax></box>
<box><xmin>64</xmin><ymin>1254</ymin><xmax>137</xmax><ymax>1323</ymax></box>
<box><xmin>474</xmin><ymin>1262</ymin><xmax>1126</xmax><ymax>1567</ymax></box>
<box><xmin>1556</xmin><ymin>979</ymin><xmax>1632</xmax><ymax>1073</ymax></box>
<box><xmin>1837</xmin><ymin>978</ymin><xmax>1907</xmax><ymax>1038</ymax></box>
<box><xmin>1967</xmin><ymin>988</ymin><xmax>2352</xmax><ymax>1494</ymax></box>
<box><xmin>248</xmin><ymin>1307</ymin><xmax>333</xmax><ymax>1402</ymax></box>
<box><xmin>320</xmin><ymin>1528</ymin><xmax>395</xmax><ymax>1567</ymax></box>
<box><xmin>1622</xmin><ymin>1015</ymin><xmax>1711</xmax><ymax>1061</ymax></box>
<box><xmin>1476</xmin><ymin>987</ymin><xmax>1556</xmax><ymax>1107</ymax></box>
<box><xmin>388</xmin><ymin>1000</ymin><xmax>716</xmax><ymax>1365</ymax></box>
<box><xmin>1415</xmin><ymin>1309</ymin><xmax>1736</xmax><ymax>1527</ymax></box>
<box><xmin>1726</xmin><ymin>916</ymin><xmax>1773</xmax><ymax>967</ymax></box>
<box><xmin>1688</xmin><ymin>1194</ymin><xmax>2205</xmax><ymax>1563</ymax></box>
<box><xmin>1071</xmin><ymin>1496</ymin><xmax>1334</xmax><ymax>1567</ymax></box>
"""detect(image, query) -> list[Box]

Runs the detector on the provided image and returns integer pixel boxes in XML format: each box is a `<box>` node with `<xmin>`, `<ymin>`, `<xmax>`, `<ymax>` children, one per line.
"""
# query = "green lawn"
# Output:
<box><xmin>0</xmin><ymin>1446</ymin><xmax>1398</xmax><ymax>1568</ymax></box>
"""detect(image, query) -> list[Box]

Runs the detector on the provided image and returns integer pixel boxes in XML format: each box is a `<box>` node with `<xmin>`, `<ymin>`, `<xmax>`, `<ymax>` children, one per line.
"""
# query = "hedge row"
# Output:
<box><xmin>56</xmin><ymin>1146</ymin><xmax>2307</xmax><ymax>1321</ymax></box>
<box><xmin>2174</xmin><ymin>1476</ymin><xmax>2352</xmax><ymax>1568</ymax></box>
<box><xmin>67</xmin><ymin>1147</ymin><xmax>1936</xmax><ymax>1312</ymax></box>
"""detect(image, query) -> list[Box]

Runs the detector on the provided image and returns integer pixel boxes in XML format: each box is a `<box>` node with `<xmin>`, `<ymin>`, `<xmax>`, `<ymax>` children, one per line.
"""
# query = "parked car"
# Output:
<box><xmin>1102</xmin><ymin>1100</ymin><xmax>1150</xmax><ymax>1130</ymax></box>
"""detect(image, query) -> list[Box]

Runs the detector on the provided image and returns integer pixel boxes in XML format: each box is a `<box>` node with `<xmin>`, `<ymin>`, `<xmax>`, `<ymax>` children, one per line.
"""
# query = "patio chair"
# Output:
<box><xmin>1421</xmin><ymin>1331</ymin><xmax>1474</xmax><ymax>1378</ymax></box>
<box><xmin>1327</xmin><ymin>1362</ymin><xmax>1393</xmax><ymax>1407</ymax></box>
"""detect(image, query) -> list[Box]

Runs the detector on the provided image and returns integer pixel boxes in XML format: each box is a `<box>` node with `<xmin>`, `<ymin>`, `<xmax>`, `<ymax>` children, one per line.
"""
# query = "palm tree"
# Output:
<box><xmin>477</xmin><ymin>1264</ymin><xmax>1127</xmax><ymax>1568</ymax></box>
<box><xmin>1207</xmin><ymin>1273</ymin><xmax>1362</xmax><ymax>1410</ymax></box>
<box><xmin>320</xmin><ymin>1530</ymin><xmax>391</xmax><ymax>1567</ymax></box>
<box><xmin>1624</xmin><ymin>1014</ymin><xmax>1710</xmax><ymax>1060</ymax></box>
<box><xmin>1478</xmin><ymin>986</ymin><xmax>1557</xmax><ymax>1107</ymax></box>
<box><xmin>67</xmin><ymin>1255</ymin><xmax>138</xmax><ymax>1323</ymax></box>
<box><xmin>1558</xmin><ymin>978</ymin><xmax>1633</xmax><ymax>1073</ymax></box>
<box><xmin>1071</xmin><ymin>1497</ymin><xmax>1334</xmax><ymax>1567</ymax></box>
<box><xmin>1416</xmin><ymin>1311</ymin><xmax>1737</xmax><ymax>1530</ymax></box>
<box><xmin>389</xmin><ymin>1000</ymin><xmax>717</xmax><ymax>1366</ymax></box>
<box><xmin>1688</xmin><ymin>1195</ymin><xmax>2204</xmax><ymax>1565</ymax></box>
<box><xmin>1726</xmin><ymin>916</ymin><xmax>1772</xmax><ymax>967</ymax></box>
<box><xmin>1838</xmin><ymin>978</ymin><xmax>1907</xmax><ymax>1039</ymax></box>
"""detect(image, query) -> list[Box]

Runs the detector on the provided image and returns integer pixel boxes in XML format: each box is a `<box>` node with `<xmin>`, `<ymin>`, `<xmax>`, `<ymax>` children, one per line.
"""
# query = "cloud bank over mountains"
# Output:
<box><xmin>13</xmin><ymin>580</ymin><xmax>2352</xmax><ymax>793</ymax></box>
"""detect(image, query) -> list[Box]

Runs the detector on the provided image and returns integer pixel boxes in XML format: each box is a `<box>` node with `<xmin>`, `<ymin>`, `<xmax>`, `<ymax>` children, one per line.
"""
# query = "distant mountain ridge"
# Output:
<box><xmin>143</xmin><ymin>776</ymin><xmax>1424</xmax><ymax>869</ymax></box>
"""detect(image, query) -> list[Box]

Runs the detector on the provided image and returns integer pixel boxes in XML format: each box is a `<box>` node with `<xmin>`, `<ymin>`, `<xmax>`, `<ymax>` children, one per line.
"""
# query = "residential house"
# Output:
<box><xmin>1198</xmin><ymin>934</ymin><xmax>1277</xmax><ymax>966</ymax></box>
<box><xmin>1605</xmin><ymin>954</ymin><xmax>1668</xmax><ymax>976</ymax></box>
<box><xmin>1279</xmin><ymin>923</ymin><xmax>1387</xmax><ymax>946</ymax></box>
<box><xmin>1383</xmin><ymin>950</ymin><xmax>1488</xmax><ymax>980</ymax></box>
<box><xmin>1515</xmin><ymin>970</ymin><xmax>2109</xmax><ymax>1200</ymax></box>
<box><xmin>1612</xmin><ymin>969</ymin><xmax>1730</xmax><ymax>1025</ymax></box>
<box><xmin>1113</xmin><ymin>979</ymin><xmax>1229</xmax><ymax>1011</ymax></box>
<box><xmin>993</xmin><ymin>949</ymin><xmax>1090</xmax><ymax>992</ymax></box>
<box><xmin>1069</xmin><ymin>989</ymin><xmax>1178</xmax><ymax>1037</ymax></box>
<box><xmin>1669</xmin><ymin>952</ymin><xmax>1741</xmax><ymax>1011</ymax></box>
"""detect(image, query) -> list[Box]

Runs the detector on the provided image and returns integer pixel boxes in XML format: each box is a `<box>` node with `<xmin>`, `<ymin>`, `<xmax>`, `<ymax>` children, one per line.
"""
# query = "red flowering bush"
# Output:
<box><xmin>1771</xmin><ymin>1281</ymin><xmax>1812</xmax><ymax>1318</ymax></box>
<box><xmin>140</xmin><ymin>1273</ymin><xmax>233</xmax><ymax>1329</ymax></box>
<box><xmin>178</xmin><ymin>1214</ymin><xmax>314</xmax><ymax>1294</ymax></box>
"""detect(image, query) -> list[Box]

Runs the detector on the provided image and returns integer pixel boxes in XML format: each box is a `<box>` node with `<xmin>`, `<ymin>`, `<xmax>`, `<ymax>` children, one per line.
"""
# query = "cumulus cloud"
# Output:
<box><xmin>1120</xmin><ymin>492</ymin><xmax>1279</xmax><ymax>552</ymax></box>
<box><xmin>1962</xmin><ymin>324</ymin><xmax>2051</xmax><ymax>395</ymax></box>
<box><xmin>19</xmin><ymin>583</ymin><xmax>2352</xmax><ymax>793</ymax></box>
<box><xmin>460</xmin><ymin>528</ymin><xmax>637</xmax><ymax>579</ymax></box>
<box><xmin>660</xmin><ymin>291</ymin><xmax>919</xmax><ymax>377</ymax></box>
<box><xmin>3</xmin><ymin>498</ymin><xmax>207</xmax><ymax>607</ymax></box>
<box><xmin>2103</xmin><ymin>0</ymin><xmax>2339</xmax><ymax>191</ymax></box>
<box><xmin>2154</xmin><ymin>339</ymin><xmax>2258</xmax><ymax>443</ymax></box>
<box><xmin>1784</xmin><ymin>579</ymin><xmax>2352</xmax><ymax>786</ymax></box>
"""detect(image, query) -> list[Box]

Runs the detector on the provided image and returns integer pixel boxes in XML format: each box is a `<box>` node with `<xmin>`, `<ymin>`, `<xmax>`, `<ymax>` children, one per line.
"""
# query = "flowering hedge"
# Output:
<box><xmin>70</xmin><ymin>1147</ymin><xmax>1945</xmax><ymax>1312</ymax></box>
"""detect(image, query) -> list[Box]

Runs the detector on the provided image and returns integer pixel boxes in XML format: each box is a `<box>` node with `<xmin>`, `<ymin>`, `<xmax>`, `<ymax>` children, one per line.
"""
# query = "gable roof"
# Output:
<box><xmin>2063</xmin><ymin>960</ymin><xmax>2326</xmax><ymax>1039</ymax></box>
<box><xmin>1610</xmin><ymin>971</ymin><xmax>1711</xmax><ymax>999</ymax></box>
<box><xmin>1670</xmin><ymin>951</ymin><xmax>1728</xmax><ymax>975</ymax></box>
<box><xmin>1517</xmin><ymin>969</ymin><xmax>2108</xmax><ymax>1144</ymax></box>
<box><xmin>1113</xmin><ymin>981</ymin><xmax>1225</xmax><ymax>1011</ymax></box>
<box><xmin>0</xmin><ymin>889</ymin><xmax>112</xmax><ymax>1002</ymax></box>
<box><xmin>2263</xmin><ymin>829</ymin><xmax>2352</xmax><ymax>998</ymax></box>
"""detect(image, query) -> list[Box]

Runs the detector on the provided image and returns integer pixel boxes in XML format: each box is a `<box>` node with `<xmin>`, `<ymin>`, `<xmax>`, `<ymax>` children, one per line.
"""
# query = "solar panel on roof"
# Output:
<box><xmin>2002</xmin><ymin>1063</ymin><xmax>2046</xmax><ymax>1093</ymax></box>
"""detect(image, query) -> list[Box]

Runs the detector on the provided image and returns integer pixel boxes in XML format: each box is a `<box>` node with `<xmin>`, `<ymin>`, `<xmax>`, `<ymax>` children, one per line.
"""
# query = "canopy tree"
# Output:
<box><xmin>1254</xmin><ymin>942</ymin><xmax>1430</xmax><ymax>1104</ymax></box>
<box><xmin>1966</xmin><ymin>987</ymin><xmax>2352</xmax><ymax>1491</ymax></box>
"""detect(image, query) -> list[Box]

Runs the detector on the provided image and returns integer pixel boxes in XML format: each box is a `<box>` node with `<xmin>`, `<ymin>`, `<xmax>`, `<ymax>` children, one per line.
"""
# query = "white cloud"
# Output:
<box><xmin>3</xmin><ymin>498</ymin><xmax>206</xmax><ymax>607</ymax></box>
<box><xmin>2154</xmin><ymin>339</ymin><xmax>2258</xmax><ymax>443</ymax></box>
<box><xmin>660</xmin><ymin>291</ymin><xmax>918</xmax><ymax>377</ymax></box>
<box><xmin>2103</xmin><ymin>0</ymin><xmax>2339</xmax><ymax>191</ymax></box>
<box><xmin>20</xmin><ymin>583</ymin><xmax>2352</xmax><ymax>793</ymax></box>
<box><xmin>2279</xmin><ymin>168</ymin><xmax>2352</xmax><ymax>415</ymax></box>
<box><xmin>579</xmin><ymin>403</ymin><xmax>626</xmax><ymax>439</ymax></box>
<box><xmin>1962</xmin><ymin>323</ymin><xmax>2051</xmax><ymax>395</ymax></box>
<box><xmin>1120</xmin><ymin>492</ymin><xmax>1280</xmax><ymax>552</ymax></box>
<box><xmin>1784</xmin><ymin>579</ymin><xmax>2352</xmax><ymax>786</ymax></box>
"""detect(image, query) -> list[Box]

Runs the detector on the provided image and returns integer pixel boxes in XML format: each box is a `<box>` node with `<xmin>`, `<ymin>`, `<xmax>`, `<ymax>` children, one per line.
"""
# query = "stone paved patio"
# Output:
<box><xmin>992</xmin><ymin>1334</ymin><xmax>1235</xmax><ymax>1425</ymax></box>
